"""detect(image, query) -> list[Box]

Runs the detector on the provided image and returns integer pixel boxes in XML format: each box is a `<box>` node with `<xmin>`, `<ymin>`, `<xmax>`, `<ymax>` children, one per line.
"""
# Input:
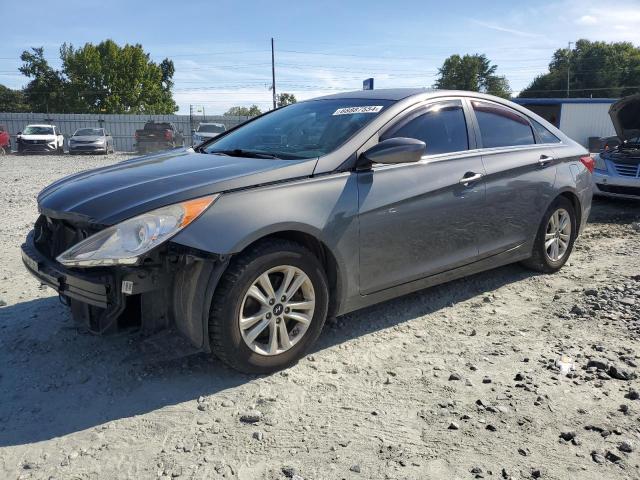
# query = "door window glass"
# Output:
<box><xmin>472</xmin><ymin>100</ymin><xmax>535</xmax><ymax>148</ymax></box>
<box><xmin>383</xmin><ymin>100</ymin><xmax>469</xmax><ymax>155</ymax></box>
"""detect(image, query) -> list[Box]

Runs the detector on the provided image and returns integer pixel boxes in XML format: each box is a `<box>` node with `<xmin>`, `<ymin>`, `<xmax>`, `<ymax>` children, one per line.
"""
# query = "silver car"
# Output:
<box><xmin>593</xmin><ymin>94</ymin><xmax>640</xmax><ymax>199</ymax></box>
<box><xmin>68</xmin><ymin>128</ymin><xmax>114</xmax><ymax>155</ymax></box>
<box><xmin>22</xmin><ymin>89</ymin><xmax>593</xmax><ymax>373</ymax></box>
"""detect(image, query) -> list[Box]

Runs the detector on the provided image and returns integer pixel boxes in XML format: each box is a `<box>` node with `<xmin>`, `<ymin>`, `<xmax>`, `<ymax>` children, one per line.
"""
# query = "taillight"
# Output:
<box><xmin>580</xmin><ymin>156</ymin><xmax>595</xmax><ymax>173</ymax></box>
<box><xmin>134</xmin><ymin>132</ymin><xmax>139</xmax><ymax>139</ymax></box>
<box><xmin>164</xmin><ymin>131</ymin><xmax>172</xmax><ymax>140</ymax></box>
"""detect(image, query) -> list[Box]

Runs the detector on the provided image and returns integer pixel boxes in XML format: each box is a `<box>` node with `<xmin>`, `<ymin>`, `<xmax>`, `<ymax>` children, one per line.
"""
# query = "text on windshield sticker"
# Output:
<box><xmin>332</xmin><ymin>106</ymin><xmax>384</xmax><ymax>115</ymax></box>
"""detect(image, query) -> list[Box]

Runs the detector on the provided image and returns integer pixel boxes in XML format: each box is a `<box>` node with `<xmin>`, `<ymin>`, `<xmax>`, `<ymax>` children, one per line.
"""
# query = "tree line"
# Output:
<box><xmin>1</xmin><ymin>39</ymin><xmax>639</xmax><ymax>114</ymax></box>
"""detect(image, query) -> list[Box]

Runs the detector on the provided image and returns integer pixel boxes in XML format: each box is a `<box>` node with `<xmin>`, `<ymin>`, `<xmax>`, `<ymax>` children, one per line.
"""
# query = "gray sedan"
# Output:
<box><xmin>68</xmin><ymin>128</ymin><xmax>114</xmax><ymax>154</ymax></box>
<box><xmin>22</xmin><ymin>89</ymin><xmax>593</xmax><ymax>373</ymax></box>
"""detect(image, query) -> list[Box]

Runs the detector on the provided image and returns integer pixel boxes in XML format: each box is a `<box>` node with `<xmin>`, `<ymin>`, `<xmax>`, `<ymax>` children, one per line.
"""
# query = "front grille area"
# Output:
<box><xmin>33</xmin><ymin>215</ymin><xmax>94</xmax><ymax>260</ymax></box>
<box><xmin>613</xmin><ymin>162</ymin><xmax>640</xmax><ymax>178</ymax></box>
<box><xmin>597</xmin><ymin>184</ymin><xmax>640</xmax><ymax>197</ymax></box>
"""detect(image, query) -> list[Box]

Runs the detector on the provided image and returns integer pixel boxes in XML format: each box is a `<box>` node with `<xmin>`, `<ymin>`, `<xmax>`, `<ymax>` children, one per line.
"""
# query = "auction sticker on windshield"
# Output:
<box><xmin>333</xmin><ymin>106</ymin><xmax>384</xmax><ymax>115</ymax></box>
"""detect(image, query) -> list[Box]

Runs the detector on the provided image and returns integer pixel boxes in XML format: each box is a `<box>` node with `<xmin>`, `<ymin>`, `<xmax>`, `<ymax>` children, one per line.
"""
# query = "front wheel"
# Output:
<box><xmin>521</xmin><ymin>196</ymin><xmax>576</xmax><ymax>273</ymax></box>
<box><xmin>209</xmin><ymin>239</ymin><xmax>329</xmax><ymax>374</ymax></box>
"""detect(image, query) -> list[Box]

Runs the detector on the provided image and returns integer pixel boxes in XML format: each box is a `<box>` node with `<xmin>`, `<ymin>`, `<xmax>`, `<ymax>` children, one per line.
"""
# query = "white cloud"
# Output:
<box><xmin>469</xmin><ymin>19</ymin><xmax>543</xmax><ymax>39</ymax></box>
<box><xmin>576</xmin><ymin>15</ymin><xmax>598</xmax><ymax>26</ymax></box>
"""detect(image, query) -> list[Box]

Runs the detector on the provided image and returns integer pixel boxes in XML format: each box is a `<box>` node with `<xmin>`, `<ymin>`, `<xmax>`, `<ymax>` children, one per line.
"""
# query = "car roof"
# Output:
<box><xmin>313</xmin><ymin>88</ymin><xmax>434</xmax><ymax>101</ymax></box>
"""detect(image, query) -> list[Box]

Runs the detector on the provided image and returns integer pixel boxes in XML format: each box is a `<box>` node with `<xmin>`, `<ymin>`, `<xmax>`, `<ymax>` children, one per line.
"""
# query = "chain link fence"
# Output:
<box><xmin>0</xmin><ymin>112</ymin><xmax>252</xmax><ymax>152</ymax></box>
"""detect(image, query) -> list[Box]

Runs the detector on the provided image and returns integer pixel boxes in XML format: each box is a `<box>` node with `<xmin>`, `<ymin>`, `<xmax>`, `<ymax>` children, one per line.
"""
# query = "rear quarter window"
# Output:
<box><xmin>531</xmin><ymin>119</ymin><xmax>561</xmax><ymax>144</ymax></box>
<box><xmin>472</xmin><ymin>100</ymin><xmax>535</xmax><ymax>148</ymax></box>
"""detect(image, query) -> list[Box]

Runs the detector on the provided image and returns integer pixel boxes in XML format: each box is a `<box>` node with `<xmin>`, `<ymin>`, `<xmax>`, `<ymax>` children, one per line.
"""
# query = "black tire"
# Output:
<box><xmin>209</xmin><ymin>239</ymin><xmax>329</xmax><ymax>374</ymax></box>
<box><xmin>521</xmin><ymin>196</ymin><xmax>577</xmax><ymax>273</ymax></box>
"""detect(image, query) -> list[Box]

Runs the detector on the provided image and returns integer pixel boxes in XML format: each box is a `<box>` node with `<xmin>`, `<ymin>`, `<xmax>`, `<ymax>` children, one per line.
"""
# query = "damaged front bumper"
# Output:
<box><xmin>21</xmin><ymin>230</ymin><xmax>227</xmax><ymax>351</ymax></box>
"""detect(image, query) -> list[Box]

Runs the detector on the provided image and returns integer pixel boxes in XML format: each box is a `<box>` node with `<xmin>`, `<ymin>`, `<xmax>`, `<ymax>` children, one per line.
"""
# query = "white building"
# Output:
<box><xmin>515</xmin><ymin>98</ymin><xmax>617</xmax><ymax>150</ymax></box>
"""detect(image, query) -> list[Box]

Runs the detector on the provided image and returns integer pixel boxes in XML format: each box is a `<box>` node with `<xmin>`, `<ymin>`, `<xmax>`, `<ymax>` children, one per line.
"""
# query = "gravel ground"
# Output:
<box><xmin>0</xmin><ymin>153</ymin><xmax>639</xmax><ymax>480</ymax></box>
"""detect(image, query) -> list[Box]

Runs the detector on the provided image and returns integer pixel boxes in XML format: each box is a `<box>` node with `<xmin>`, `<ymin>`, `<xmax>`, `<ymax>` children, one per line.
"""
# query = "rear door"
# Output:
<box><xmin>357</xmin><ymin>98</ymin><xmax>486</xmax><ymax>294</ymax></box>
<box><xmin>468</xmin><ymin>99</ymin><xmax>558</xmax><ymax>257</ymax></box>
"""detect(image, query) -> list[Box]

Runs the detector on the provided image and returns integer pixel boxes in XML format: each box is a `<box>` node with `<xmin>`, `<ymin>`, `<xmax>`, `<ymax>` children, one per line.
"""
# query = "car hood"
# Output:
<box><xmin>196</xmin><ymin>132</ymin><xmax>222</xmax><ymax>138</ymax></box>
<box><xmin>20</xmin><ymin>134</ymin><xmax>56</xmax><ymax>140</ymax></box>
<box><xmin>37</xmin><ymin>147</ymin><xmax>317</xmax><ymax>225</ymax></box>
<box><xmin>609</xmin><ymin>94</ymin><xmax>640</xmax><ymax>141</ymax></box>
<box><xmin>70</xmin><ymin>135</ymin><xmax>104</xmax><ymax>142</ymax></box>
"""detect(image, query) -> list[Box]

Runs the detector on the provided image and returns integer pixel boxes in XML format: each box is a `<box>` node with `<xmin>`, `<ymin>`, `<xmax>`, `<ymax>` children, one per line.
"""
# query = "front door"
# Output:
<box><xmin>357</xmin><ymin>99</ymin><xmax>486</xmax><ymax>295</ymax></box>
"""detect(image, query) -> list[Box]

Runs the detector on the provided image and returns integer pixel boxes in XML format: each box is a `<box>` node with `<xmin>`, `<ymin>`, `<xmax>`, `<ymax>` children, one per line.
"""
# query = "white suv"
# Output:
<box><xmin>192</xmin><ymin>123</ymin><xmax>226</xmax><ymax>145</ymax></box>
<box><xmin>17</xmin><ymin>124</ymin><xmax>65</xmax><ymax>154</ymax></box>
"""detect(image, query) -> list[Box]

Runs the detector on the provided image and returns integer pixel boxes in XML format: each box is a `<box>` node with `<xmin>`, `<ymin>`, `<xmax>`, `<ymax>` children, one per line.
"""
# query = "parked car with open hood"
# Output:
<box><xmin>68</xmin><ymin>128</ymin><xmax>114</xmax><ymax>155</ymax></box>
<box><xmin>593</xmin><ymin>94</ymin><xmax>640</xmax><ymax>199</ymax></box>
<box><xmin>192</xmin><ymin>122</ymin><xmax>226</xmax><ymax>145</ymax></box>
<box><xmin>16</xmin><ymin>124</ymin><xmax>64</xmax><ymax>154</ymax></box>
<box><xmin>21</xmin><ymin>89</ymin><xmax>593</xmax><ymax>373</ymax></box>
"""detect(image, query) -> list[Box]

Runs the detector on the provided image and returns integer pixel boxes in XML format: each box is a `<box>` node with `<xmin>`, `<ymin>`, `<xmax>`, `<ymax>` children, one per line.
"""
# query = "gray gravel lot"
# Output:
<box><xmin>0</xmin><ymin>153</ymin><xmax>639</xmax><ymax>480</ymax></box>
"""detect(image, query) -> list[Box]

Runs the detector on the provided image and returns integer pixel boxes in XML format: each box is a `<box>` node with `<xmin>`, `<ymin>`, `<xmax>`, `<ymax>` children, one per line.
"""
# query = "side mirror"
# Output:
<box><xmin>17</xmin><ymin>131</ymin><xmax>21</xmax><ymax>135</ymax></box>
<box><xmin>359</xmin><ymin>137</ymin><xmax>425</xmax><ymax>167</ymax></box>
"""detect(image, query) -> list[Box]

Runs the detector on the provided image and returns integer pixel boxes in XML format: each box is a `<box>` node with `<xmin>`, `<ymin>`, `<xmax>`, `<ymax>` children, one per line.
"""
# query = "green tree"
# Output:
<box><xmin>19</xmin><ymin>47</ymin><xmax>67</xmax><ymax>112</ymax></box>
<box><xmin>18</xmin><ymin>41</ymin><xmax>178</xmax><ymax>113</ymax></box>
<box><xmin>276</xmin><ymin>92</ymin><xmax>297</xmax><ymax>107</ymax></box>
<box><xmin>520</xmin><ymin>39</ymin><xmax>640</xmax><ymax>98</ymax></box>
<box><xmin>435</xmin><ymin>54</ymin><xmax>511</xmax><ymax>98</ymax></box>
<box><xmin>224</xmin><ymin>105</ymin><xmax>262</xmax><ymax>116</ymax></box>
<box><xmin>0</xmin><ymin>84</ymin><xmax>29</xmax><ymax>112</ymax></box>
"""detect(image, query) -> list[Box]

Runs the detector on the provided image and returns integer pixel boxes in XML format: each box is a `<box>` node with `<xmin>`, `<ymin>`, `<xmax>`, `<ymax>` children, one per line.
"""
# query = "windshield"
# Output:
<box><xmin>203</xmin><ymin>99</ymin><xmax>393</xmax><ymax>159</ymax></box>
<box><xmin>23</xmin><ymin>126</ymin><xmax>53</xmax><ymax>135</ymax></box>
<box><xmin>74</xmin><ymin>128</ymin><xmax>104</xmax><ymax>136</ymax></box>
<box><xmin>198</xmin><ymin>124</ymin><xmax>225</xmax><ymax>133</ymax></box>
<box><xmin>144</xmin><ymin>123</ymin><xmax>171</xmax><ymax>131</ymax></box>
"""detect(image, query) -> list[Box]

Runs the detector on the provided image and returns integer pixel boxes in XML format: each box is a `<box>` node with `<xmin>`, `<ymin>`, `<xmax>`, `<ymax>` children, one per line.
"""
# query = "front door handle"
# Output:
<box><xmin>538</xmin><ymin>154</ymin><xmax>554</xmax><ymax>167</ymax></box>
<box><xmin>459</xmin><ymin>172</ymin><xmax>484</xmax><ymax>186</ymax></box>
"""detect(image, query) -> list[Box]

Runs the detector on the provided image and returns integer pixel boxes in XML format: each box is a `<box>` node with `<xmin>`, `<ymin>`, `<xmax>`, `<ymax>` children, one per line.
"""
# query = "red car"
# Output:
<box><xmin>0</xmin><ymin>125</ymin><xmax>11</xmax><ymax>154</ymax></box>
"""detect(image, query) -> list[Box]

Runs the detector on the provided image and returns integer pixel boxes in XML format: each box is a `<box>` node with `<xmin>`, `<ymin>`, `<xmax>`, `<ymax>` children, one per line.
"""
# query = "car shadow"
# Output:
<box><xmin>0</xmin><ymin>261</ymin><xmax>534</xmax><ymax>448</ymax></box>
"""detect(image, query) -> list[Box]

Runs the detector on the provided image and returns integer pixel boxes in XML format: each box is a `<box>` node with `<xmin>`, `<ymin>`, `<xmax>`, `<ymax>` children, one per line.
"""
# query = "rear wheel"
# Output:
<box><xmin>209</xmin><ymin>239</ymin><xmax>329</xmax><ymax>374</ymax></box>
<box><xmin>521</xmin><ymin>196</ymin><xmax>576</xmax><ymax>273</ymax></box>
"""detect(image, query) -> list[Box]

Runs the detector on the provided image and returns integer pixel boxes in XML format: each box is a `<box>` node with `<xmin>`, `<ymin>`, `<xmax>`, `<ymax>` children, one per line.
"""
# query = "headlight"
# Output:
<box><xmin>57</xmin><ymin>194</ymin><xmax>219</xmax><ymax>267</ymax></box>
<box><xmin>594</xmin><ymin>154</ymin><xmax>607</xmax><ymax>171</ymax></box>
<box><xmin>94</xmin><ymin>138</ymin><xmax>105</xmax><ymax>144</ymax></box>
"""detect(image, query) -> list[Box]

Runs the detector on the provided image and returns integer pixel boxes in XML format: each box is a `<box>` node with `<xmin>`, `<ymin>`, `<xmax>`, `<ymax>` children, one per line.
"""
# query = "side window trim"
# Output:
<box><xmin>469</xmin><ymin>98</ymin><xmax>537</xmax><ymax>150</ymax></box>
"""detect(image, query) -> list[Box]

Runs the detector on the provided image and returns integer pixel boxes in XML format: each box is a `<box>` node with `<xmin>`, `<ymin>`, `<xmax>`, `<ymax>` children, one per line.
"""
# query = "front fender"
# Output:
<box><xmin>171</xmin><ymin>172</ymin><xmax>361</xmax><ymax>308</ymax></box>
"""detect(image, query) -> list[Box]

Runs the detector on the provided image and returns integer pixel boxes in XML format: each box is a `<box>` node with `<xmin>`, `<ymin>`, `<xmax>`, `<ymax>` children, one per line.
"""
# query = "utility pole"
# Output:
<box><xmin>271</xmin><ymin>38</ymin><xmax>277</xmax><ymax>109</ymax></box>
<box><xmin>566</xmin><ymin>41</ymin><xmax>573</xmax><ymax>98</ymax></box>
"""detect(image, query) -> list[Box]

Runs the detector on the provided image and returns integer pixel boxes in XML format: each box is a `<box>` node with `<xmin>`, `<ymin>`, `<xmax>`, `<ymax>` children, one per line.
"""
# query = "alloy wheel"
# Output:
<box><xmin>238</xmin><ymin>265</ymin><xmax>315</xmax><ymax>356</ymax></box>
<box><xmin>545</xmin><ymin>208</ymin><xmax>571</xmax><ymax>262</ymax></box>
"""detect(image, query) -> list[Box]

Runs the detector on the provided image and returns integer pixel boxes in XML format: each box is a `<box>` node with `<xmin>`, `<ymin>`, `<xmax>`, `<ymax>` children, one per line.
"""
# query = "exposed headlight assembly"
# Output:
<box><xmin>57</xmin><ymin>194</ymin><xmax>219</xmax><ymax>267</ymax></box>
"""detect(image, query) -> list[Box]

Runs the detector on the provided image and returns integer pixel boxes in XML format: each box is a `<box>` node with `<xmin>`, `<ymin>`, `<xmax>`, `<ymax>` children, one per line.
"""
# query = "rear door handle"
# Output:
<box><xmin>459</xmin><ymin>172</ymin><xmax>484</xmax><ymax>186</ymax></box>
<box><xmin>538</xmin><ymin>154</ymin><xmax>554</xmax><ymax>167</ymax></box>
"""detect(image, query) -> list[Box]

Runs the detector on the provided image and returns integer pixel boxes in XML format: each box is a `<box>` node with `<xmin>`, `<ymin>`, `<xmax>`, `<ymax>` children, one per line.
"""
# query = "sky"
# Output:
<box><xmin>1</xmin><ymin>0</ymin><xmax>640</xmax><ymax>114</ymax></box>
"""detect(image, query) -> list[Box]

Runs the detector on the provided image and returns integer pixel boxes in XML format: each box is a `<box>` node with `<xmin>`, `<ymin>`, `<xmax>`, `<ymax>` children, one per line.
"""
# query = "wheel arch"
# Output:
<box><xmin>557</xmin><ymin>189</ymin><xmax>583</xmax><ymax>233</ymax></box>
<box><xmin>231</xmin><ymin>229</ymin><xmax>344</xmax><ymax>319</ymax></box>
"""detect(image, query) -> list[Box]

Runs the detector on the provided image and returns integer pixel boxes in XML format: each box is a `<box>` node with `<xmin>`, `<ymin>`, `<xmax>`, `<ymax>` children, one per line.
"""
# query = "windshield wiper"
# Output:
<box><xmin>207</xmin><ymin>149</ymin><xmax>280</xmax><ymax>159</ymax></box>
